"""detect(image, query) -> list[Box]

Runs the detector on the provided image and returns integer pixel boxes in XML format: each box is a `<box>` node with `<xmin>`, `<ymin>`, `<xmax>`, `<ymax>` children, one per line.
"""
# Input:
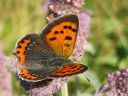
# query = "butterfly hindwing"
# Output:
<box><xmin>18</xmin><ymin>66</ymin><xmax>56</xmax><ymax>82</ymax></box>
<box><xmin>49</xmin><ymin>63</ymin><xmax>88</xmax><ymax>77</ymax></box>
<box><xmin>18</xmin><ymin>67</ymin><xmax>38</xmax><ymax>81</ymax></box>
<box><xmin>41</xmin><ymin>14</ymin><xmax>79</xmax><ymax>58</ymax></box>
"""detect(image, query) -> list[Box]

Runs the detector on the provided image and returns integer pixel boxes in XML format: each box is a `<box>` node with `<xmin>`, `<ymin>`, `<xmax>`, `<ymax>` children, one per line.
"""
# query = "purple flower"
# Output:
<box><xmin>21</xmin><ymin>77</ymin><xmax>67</xmax><ymax>96</ymax></box>
<box><xmin>70</xmin><ymin>10</ymin><xmax>91</xmax><ymax>62</ymax></box>
<box><xmin>98</xmin><ymin>68</ymin><xmax>128</xmax><ymax>96</ymax></box>
<box><xmin>0</xmin><ymin>44</ymin><xmax>12</xmax><ymax>96</ymax></box>
<box><xmin>46</xmin><ymin>0</ymin><xmax>86</xmax><ymax>21</ymax></box>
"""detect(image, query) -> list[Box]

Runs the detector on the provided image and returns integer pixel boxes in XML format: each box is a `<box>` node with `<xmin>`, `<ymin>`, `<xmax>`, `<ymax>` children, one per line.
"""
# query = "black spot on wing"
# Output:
<box><xmin>64</xmin><ymin>43</ymin><xmax>70</xmax><ymax>47</ymax></box>
<box><xmin>63</xmin><ymin>25</ymin><xmax>77</xmax><ymax>32</ymax></box>
<box><xmin>60</xmin><ymin>30</ymin><xmax>64</xmax><ymax>33</ymax></box>
<box><xmin>49</xmin><ymin>37</ymin><xmax>57</xmax><ymax>41</ymax></box>
<box><xmin>72</xmin><ymin>29</ymin><xmax>76</xmax><ymax>32</ymax></box>
<box><xmin>17</xmin><ymin>45</ymin><xmax>21</xmax><ymax>48</ymax></box>
<box><xmin>68</xmin><ymin>26</ymin><xmax>72</xmax><ymax>30</ymax></box>
<box><xmin>63</xmin><ymin>26</ymin><xmax>68</xmax><ymax>29</ymax></box>
<box><xmin>54</xmin><ymin>31</ymin><xmax>59</xmax><ymax>34</ymax></box>
<box><xmin>65</xmin><ymin>36</ymin><xmax>72</xmax><ymax>40</ymax></box>
<box><xmin>19</xmin><ymin>40</ymin><xmax>24</xmax><ymax>43</ymax></box>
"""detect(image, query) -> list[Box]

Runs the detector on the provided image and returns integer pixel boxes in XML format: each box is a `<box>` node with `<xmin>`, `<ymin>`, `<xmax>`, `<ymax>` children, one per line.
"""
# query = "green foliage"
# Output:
<box><xmin>0</xmin><ymin>0</ymin><xmax>127</xmax><ymax>96</ymax></box>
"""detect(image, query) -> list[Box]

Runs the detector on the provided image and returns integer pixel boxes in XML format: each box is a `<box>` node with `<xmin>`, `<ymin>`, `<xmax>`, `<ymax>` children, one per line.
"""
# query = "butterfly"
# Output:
<box><xmin>14</xmin><ymin>14</ymin><xmax>88</xmax><ymax>82</ymax></box>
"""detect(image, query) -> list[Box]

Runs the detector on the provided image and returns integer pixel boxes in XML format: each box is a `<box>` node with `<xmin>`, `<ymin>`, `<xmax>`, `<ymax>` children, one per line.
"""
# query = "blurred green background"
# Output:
<box><xmin>0</xmin><ymin>0</ymin><xmax>128</xmax><ymax>96</ymax></box>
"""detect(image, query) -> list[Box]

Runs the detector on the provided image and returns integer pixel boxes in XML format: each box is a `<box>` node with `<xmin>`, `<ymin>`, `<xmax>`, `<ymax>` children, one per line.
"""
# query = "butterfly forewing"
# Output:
<box><xmin>15</xmin><ymin>34</ymin><xmax>54</xmax><ymax>65</ymax></box>
<box><xmin>41</xmin><ymin>14</ymin><xmax>79</xmax><ymax>58</ymax></box>
<box><xmin>15</xmin><ymin>34</ymin><xmax>58</xmax><ymax>81</ymax></box>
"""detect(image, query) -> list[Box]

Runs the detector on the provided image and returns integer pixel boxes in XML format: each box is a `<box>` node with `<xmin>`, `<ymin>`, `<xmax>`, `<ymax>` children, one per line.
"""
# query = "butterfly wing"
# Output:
<box><xmin>49</xmin><ymin>63</ymin><xmax>88</xmax><ymax>77</ymax></box>
<box><xmin>18</xmin><ymin>66</ymin><xmax>55</xmax><ymax>82</ymax></box>
<box><xmin>15</xmin><ymin>33</ymin><xmax>54</xmax><ymax>65</ymax></box>
<box><xmin>15</xmin><ymin>34</ymin><xmax>58</xmax><ymax>81</ymax></box>
<box><xmin>41</xmin><ymin>14</ymin><xmax>79</xmax><ymax>58</ymax></box>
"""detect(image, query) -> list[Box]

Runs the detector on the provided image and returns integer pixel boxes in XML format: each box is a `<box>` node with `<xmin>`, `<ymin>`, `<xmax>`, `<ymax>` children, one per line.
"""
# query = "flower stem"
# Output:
<box><xmin>61</xmin><ymin>83</ymin><xmax>68</xmax><ymax>96</ymax></box>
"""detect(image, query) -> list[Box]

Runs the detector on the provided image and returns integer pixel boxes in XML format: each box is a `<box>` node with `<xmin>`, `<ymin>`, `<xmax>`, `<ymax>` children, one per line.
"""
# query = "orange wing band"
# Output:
<box><xmin>16</xmin><ymin>39</ymin><xmax>30</xmax><ymax>64</ymax></box>
<box><xmin>50</xmin><ymin>63</ymin><xmax>88</xmax><ymax>77</ymax></box>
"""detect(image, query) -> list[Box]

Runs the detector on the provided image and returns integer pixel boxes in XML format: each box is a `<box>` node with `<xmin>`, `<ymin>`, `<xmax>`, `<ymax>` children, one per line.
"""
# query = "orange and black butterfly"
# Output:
<box><xmin>14</xmin><ymin>14</ymin><xmax>88</xmax><ymax>82</ymax></box>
